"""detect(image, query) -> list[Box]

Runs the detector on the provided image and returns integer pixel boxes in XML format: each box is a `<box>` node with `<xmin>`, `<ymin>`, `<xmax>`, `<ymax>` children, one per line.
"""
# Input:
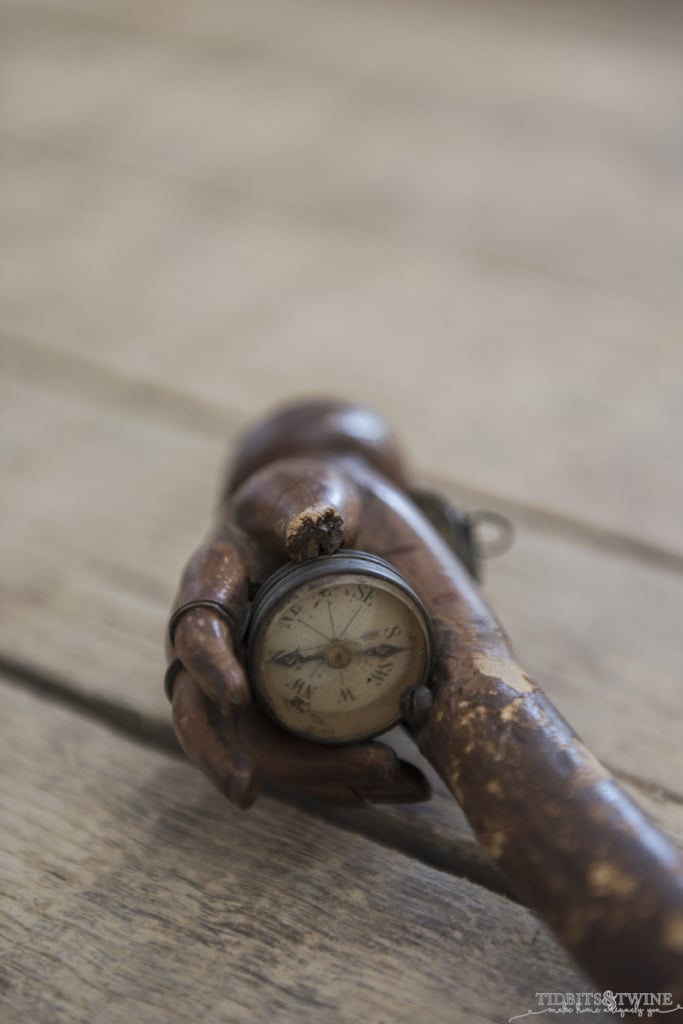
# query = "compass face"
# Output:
<box><xmin>247</xmin><ymin>553</ymin><xmax>432</xmax><ymax>743</ymax></box>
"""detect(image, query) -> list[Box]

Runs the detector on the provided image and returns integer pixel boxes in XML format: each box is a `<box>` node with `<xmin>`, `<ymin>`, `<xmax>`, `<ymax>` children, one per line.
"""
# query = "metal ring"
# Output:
<box><xmin>167</xmin><ymin>599</ymin><xmax>241</xmax><ymax>649</ymax></box>
<box><xmin>468</xmin><ymin>509</ymin><xmax>515</xmax><ymax>559</ymax></box>
<box><xmin>164</xmin><ymin>658</ymin><xmax>184</xmax><ymax>702</ymax></box>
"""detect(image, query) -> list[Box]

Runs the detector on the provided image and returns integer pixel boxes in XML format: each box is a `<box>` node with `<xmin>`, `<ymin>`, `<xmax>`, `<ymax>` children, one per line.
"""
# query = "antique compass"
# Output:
<box><xmin>246</xmin><ymin>551</ymin><xmax>433</xmax><ymax>743</ymax></box>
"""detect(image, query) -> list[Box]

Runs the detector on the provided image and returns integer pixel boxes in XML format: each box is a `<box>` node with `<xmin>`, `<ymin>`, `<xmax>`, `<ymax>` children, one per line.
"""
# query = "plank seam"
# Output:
<box><xmin>3</xmin><ymin>330</ymin><xmax>683</xmax><ymax>577</ymax></box>
<box><xmin>5</xmin><ymin>129</ymin><xmax>683</xmax><ymax>312</ymax></box>
<box><xmin>1</xmin><ymin>646</ymin><xmax>680</xmax><ymax>911</ymax></box>
<box><xmin>0</xmin><ymin>652</ymin><xmax>513</xmax><ymax>900</ymax></box>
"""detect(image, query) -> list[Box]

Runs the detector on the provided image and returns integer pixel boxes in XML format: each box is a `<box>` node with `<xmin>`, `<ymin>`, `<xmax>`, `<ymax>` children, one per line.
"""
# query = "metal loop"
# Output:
<box><xmin>467</xmin><ymin>509</ymin><xmax>515</xmax><ymax>559</ymax></box>
<box><xmin>164</xmin><ymin>658</ymin><xmax>183</xmax><ymax>702</ymax></box>
<box><xmin>409</xmin><ymin>488</ymin><xmax>480</xmax><ymax>579</ymax></box>
<box><xmin>167</xmin><ymin>599</ymin><xmax>241</xmax><ymax>649</ymax></box>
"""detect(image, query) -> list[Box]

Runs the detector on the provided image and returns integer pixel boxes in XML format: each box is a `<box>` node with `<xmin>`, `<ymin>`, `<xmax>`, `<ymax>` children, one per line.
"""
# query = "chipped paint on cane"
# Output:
<box><xmin>487</xmin><ymin>831</ymin><xmax>508</xmax><ymax>859</ymax></box>
<box><xmin>588</xmin><ymin>861</ymin><xmax>638</xmax><ymax>898</ymax></box>
<box><xmin>500</xmin><ymin>699</ymin><xmax>522</xmax><ymax>722</ymax></box>
<box><xmin>486</xmin><ymin>778</ymin><xmax>504</xmax><ymax>799</ymax></box>
<box><xmin>474</xmin><ymin>654</ymin><xmax>535</xmax><ymax>694</ymax></box>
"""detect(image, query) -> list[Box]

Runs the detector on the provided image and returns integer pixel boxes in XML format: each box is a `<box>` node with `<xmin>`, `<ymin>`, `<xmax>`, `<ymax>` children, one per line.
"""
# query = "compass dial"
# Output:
<box><xmin>247</xmin><ymin>553</ymin><xmax>432</xmax><ymax>743</ymax></box>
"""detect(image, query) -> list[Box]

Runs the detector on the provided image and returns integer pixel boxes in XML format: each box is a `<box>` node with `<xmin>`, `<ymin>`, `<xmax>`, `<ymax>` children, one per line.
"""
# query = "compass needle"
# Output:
<box><xmin>327</xmin><ymin>601</ymin><xmax>336</xmax><ymax>638</ymax></box>
<box><xmin>338</xmin><ymin>603</ymin><xmax>363</xmax><ymax>639</ymax></box>
<box><xmin>297</xmin><ymin>618</ymin><xmax>331</xmax><ymax>642</ymax></box>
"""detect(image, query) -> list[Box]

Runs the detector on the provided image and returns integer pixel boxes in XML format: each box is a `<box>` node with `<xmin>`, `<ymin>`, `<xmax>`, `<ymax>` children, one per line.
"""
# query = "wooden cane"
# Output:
<box><xmin>166</xmin><ymin>399</ymin><xmax>683</xmax><ymax>998</ymax></box>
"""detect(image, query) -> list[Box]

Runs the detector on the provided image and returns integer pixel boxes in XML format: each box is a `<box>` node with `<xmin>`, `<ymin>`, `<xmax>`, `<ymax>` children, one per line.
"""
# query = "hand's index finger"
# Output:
<box><xmin>169</xmin><ymin>527</ymin><xmax>256</xmax><ymax>714</ymax></box>
<box><xmin>174</xmin><ymin>608</ymin><xmax>251</xmax><ymax>714</ymax></box>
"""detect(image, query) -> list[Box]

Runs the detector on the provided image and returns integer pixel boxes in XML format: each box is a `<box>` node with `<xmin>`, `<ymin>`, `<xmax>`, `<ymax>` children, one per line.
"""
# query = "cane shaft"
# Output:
<box><xmin>419</xmin><ymin>652</ymin><xmax>683</xmax><ymax>994</ymax></box>
<box><xmin>350</xmin><ymin>465</ymin><xmax>683</xmax><ymax>994</ymax></box>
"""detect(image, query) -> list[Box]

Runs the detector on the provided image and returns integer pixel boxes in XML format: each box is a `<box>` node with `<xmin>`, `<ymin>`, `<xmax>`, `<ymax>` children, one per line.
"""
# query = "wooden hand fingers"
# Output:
<box><xmin>168</xmin><ymin>467</ymin><xmax>435</xmax><ymax>807</ymax></box>
<box><xmin>171</xmin><ymin>669</ymin><xmax>260</xmax><ymax>808</ymax></box>
<box><xmin>237</xmin><ymin>711</ymin><xmax>430</xmax><ymax>804</ymax></box>
<box><xmin>232</xmin><ymin>458</ymin><xmax>361</xmax><ymax>562</ymax></box>
<box><xmin>172</xmin><ymin>667</ymin><xmax>430</xmax><ymax>808</ymax></box>
<box><xmin>173</xmin><ymin>608</ymin><xmax>250</xmax><ymax>715</ymax></box>
<box><xmin>168</xmin><ymin>530</ymin><xmax>256</xmax><ymax>715</ymax></box>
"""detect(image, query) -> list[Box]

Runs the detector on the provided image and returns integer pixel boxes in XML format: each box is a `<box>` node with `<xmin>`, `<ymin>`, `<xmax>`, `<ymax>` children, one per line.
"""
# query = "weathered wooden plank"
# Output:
<box><xmin>5</xmin><ymin>0</ymin><xmax>683</xmax><ymax>292</ymax></box>
<box><xmin>1</xmin><ymin>2</ymin><xmax>681</xmax><ymax>1012</ymax></box>
<box><xmin>2</xmin><ymin>0</ymin><xmax>683</xmax><ymax>552</ymax></box>
<box><xmin>0</xmin><ymin>369</ymin><xmax>681</xmax><ymax>808</ymax></box>
<box><xmin>0</xmin><ymin>678</ymin><xmax>597</xmax><ymax>1024</ymax></box>
<box><xmin>2</xmin><ymin>146</ymin><xmax>683</xmax><ymax>558</ymax></box>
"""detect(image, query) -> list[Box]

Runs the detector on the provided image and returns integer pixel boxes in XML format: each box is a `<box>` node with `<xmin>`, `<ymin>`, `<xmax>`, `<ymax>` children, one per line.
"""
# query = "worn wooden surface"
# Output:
<box><xmin>2</xmin><ymin>0</ymin><xmax>683</xmax><ymax>1020</ymax></box>
<box><xmin>0</xmin><ymin>678</ymin><xmax>594</xmax><ymax>1024</ymax></box>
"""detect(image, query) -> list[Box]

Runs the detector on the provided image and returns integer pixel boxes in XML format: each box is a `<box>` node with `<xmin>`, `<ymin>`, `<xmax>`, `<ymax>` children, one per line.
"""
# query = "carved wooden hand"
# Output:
<box><xmin>165</xmin><ymin>401</ymin><xmax>433</xmax><ymax>806</ymax></box>
<box><xmin>166</xmin><ymin>399</ymin><xmax>683</xmax><ymax>998</ymax></box>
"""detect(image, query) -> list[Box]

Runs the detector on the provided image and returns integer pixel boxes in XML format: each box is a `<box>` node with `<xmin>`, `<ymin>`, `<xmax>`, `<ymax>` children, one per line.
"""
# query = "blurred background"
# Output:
<box><xmin>3</xmin><ymin>0</ymin><xmax>683</xmax><ymax>538</ymax></box>
<box><xmin>2</xmin><ymin>1</ymin><xmax>683</xmax><ymax>1016</ymax></box>
<box><xmin>2</xmin><ymin>0</ymin><xmax>683</xmax><ymax>767</ymax></box>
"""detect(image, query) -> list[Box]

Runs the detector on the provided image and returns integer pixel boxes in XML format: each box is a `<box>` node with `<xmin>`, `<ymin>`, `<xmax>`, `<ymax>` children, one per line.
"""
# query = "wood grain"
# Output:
<box><xmin>2</xmin><ymin>0</ymin><xmax>683</xmax><ymax>1016</ymax></box>
<box><xmin>0</xmin><ymin>678</ymin><xmax>599</xmax><ymax>1024</ymax></box>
